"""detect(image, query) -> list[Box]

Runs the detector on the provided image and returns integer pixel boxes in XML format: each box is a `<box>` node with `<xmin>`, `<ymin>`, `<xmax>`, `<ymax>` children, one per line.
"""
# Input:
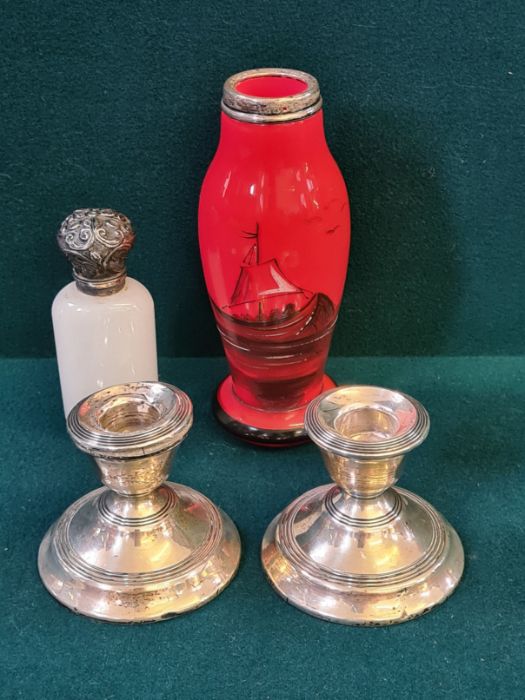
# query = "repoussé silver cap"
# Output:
<box><xmin>57</xmin><ymin>208</ymin><xmax>135</xmax><ymax>295</ymax></box>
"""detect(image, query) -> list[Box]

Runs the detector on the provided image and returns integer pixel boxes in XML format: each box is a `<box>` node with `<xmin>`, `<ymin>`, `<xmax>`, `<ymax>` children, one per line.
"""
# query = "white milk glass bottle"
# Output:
<box><xmin>52</xmin><ymin>208</ymin><xmax>158</xmax><ymax>417</ymax></box>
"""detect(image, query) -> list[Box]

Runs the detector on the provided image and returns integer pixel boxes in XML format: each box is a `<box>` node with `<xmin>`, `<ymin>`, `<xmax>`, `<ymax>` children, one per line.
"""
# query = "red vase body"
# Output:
<box><xmin>199</xmin><ymin>69</ymin><xmax>350</xmax><ymax>445</ymax></box>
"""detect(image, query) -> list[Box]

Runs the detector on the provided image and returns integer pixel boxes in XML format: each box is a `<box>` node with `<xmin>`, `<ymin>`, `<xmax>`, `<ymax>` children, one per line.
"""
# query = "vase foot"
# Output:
<box><xmin>38</xmin><ymin>482</ymin><xmax>241</xmax><ymax>623</ymax></box>
<box><xmin>214</xmin><ymin>374</ymin><xmax>337</xmax><ymax>447</ymax></box>
<box><xmin>261</xmin><ymin>484</ymin><xmax>464</xmax><ymax>625</ymax></box>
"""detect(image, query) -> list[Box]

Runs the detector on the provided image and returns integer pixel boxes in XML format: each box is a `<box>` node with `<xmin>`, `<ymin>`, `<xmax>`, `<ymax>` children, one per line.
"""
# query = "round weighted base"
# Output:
<box><xmin>39</xmin><ymin>482</ymin><xmax>241</xmax><ymax>623</ymax></box>
<box><xmin>214</xmin><ymin>374</ymin><xmax>336</xmax><ymax>447</ymax></box>
<box><xmin>261</xmin><ymin>484</ymin><xmax>464</xmax><ymax>625</ymax></box>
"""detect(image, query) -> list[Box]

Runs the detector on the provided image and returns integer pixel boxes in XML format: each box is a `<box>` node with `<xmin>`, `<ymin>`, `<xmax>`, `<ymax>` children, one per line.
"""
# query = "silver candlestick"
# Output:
<box><xmin>39</xmin><ymin>382</ymin><xmax>241</xmax><ymax>622</ymax></box>
<box><xmin>261</xmin><ymin>385</ymin><xmax>464</xmax><ymax>625</ymax></box>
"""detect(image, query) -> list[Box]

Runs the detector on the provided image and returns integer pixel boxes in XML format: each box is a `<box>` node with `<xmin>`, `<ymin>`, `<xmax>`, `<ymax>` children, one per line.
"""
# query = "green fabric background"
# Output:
<box><xmin>1</xmin><ymin>357</ymin><xmax>524</xmax><ymax>698</ymax></box>
<box><xmin>1</xmin><ymin>0</ymin><xmax>524</xmax><ymax>357</ymax></box>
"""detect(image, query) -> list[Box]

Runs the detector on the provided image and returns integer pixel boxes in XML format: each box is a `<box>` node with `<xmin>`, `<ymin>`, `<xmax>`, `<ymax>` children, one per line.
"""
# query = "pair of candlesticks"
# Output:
<box><xmin>38</xmin><ymin>380</ymin><xmax>464</xmax><ymax>626</ymax></box>
<box><xmin>40</xmin><ymin>68</ymin><xmax>464</xmax><ymax>625</ymax></box>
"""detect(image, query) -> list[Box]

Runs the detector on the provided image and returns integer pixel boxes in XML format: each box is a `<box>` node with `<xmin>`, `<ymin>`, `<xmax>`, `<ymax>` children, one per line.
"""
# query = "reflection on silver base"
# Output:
<box><xmin>39</xmin><ymin>482</ymin><xmax>241</xmax><ymax>623</ymax></box>
<box><xmin>261</xmin><ymin>385</ymin><xmax>464</xmax><ymax>625</ymax></box>
<box><xmin>262</xmin><ymin>484</ymin><xmax>463</xmax><ymax>625</ymax></box>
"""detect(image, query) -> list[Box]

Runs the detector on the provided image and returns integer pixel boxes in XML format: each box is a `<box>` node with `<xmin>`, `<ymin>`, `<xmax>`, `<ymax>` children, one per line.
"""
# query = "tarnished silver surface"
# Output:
<box><xmin>38</xmin><ymin>382</ymin><xmax>241</xmax><ymax>622</ymax></box>
<box><xmin>261</xmin><ymin>385</ymin><xmax>464</xmax><ymax>625</ymax></box>
<box><xmin>57</xmin><ymin>209</ymin><xmax>135</xmax><ymax>295</ymax></box>
<box><xmin>222</xmin><ymin>68</ymin><xmax>322</xmax><ymax>123</ymax></box>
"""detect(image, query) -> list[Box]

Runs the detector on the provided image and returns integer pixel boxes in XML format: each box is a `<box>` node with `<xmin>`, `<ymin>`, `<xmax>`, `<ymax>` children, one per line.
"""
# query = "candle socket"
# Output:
<box><xmin>38</xmin><ymin>382</ymin><xmax>241</xmax><ymax>623</ymax></box>
<box><xmin>261</xmin><ymin>385</ymin><xmax>464</xmax><ymax>625</ymax></box>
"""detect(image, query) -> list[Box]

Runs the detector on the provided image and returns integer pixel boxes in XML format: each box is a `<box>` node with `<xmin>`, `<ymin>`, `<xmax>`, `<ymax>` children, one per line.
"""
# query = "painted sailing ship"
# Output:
<box><xmin>215</xmin><ymin>225</ymin><xmax>335</xmax><ymax>341</ymax></box>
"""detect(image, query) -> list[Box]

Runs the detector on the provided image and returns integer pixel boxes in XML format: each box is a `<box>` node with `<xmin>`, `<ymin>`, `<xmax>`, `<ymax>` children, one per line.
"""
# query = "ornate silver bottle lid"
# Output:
<box><xmin>57</xmin><ymin>208</ymin><xmax>135</xmax><ymax>295</ymax></box>
<box><xmin>221</xmin><ymin>68</ymin><xmax>322</xmax><ymax>124</ymax></box>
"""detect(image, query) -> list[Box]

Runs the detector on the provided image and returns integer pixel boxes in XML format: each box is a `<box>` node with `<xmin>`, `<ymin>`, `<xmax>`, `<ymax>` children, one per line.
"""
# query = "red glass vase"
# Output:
<box><xmin>198</xmin><ymin>68</ymin><xmax>350</xmax><ymax>446</ymax></box>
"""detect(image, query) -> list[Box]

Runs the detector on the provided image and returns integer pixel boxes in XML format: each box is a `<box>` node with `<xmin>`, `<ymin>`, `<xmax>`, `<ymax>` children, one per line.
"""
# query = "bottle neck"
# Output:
<box><xmin>217</xmin><ymin>110</ymin><xmax>328</xmax><ymax>154</ymax></box>
<box><xmin>74</xmin><ymin>272</ymin><xmax>127</xmax><ymax>296</ymax></box>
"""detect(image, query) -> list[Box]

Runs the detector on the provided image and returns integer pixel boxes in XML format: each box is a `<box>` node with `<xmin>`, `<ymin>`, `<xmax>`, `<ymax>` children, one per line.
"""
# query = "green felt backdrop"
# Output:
<box><xmin>1</xmin><ymin>0</ymin><xmax>524</xmax><ymax>358</ymax></box>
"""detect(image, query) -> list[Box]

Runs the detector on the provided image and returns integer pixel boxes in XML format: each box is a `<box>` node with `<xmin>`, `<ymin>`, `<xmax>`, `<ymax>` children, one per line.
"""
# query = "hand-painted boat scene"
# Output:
<box><xmin>212</xmin><ymin>225</ymin><xmax>337</xmax><ymax>410</ymax></box>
